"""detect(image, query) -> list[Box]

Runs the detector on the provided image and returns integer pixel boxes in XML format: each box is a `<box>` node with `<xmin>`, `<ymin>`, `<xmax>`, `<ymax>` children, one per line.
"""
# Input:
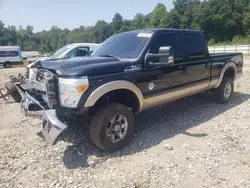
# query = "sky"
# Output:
<box><xmin>0</xmin><ymin>0</ymin><xmax>173</xmax><ymax>32</ymax></box>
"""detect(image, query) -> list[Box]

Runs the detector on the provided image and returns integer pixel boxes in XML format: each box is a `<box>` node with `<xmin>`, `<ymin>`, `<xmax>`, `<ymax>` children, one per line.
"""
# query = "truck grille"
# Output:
<box><xmin>46</xmin><ymin>78</ymin><xmax>57</xmax><ymax>108</ymax></box>
<box><xmin>37</xmin><ymin>69</ymin><xmax>58</xmax><ymax>108</ymax></box>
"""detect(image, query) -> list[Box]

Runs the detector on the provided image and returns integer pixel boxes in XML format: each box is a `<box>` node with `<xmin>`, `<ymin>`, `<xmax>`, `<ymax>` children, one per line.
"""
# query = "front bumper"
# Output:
<box><xmin>42</xmin><ymin>110</ymin><xmax>68</xmax><ymax>144</ymax></box>
<box><xmin>17</xmin><ymin>81</ymin><xmax>68</xmax><ymax>145</ymax></box>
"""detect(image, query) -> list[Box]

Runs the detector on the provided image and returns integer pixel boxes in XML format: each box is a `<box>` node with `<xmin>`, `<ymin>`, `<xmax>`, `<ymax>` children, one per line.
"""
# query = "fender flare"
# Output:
<box><xmin>215</xmin><ymin>62</ymin><xmax>237</xmax><ymax>88</ymax></box>
<box><xmin>84</xmin><ymin>80</ymin><xmax>144</xmax><ymax>112</ymax></box>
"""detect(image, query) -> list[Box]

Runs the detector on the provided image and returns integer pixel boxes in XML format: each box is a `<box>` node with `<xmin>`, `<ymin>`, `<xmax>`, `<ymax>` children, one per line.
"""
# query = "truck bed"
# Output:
<box><xmin>209</xmin><ymin>52</ymin><xmax>243</xmax><ymax>59</ymax></box>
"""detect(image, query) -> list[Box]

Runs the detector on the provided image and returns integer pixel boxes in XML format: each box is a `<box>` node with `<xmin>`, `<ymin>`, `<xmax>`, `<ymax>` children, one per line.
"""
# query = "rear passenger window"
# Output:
<box><xmin>150</xmin><ymin>33</ymin><xmax>182</xmax><ymax>58</ymax></box>
<box><xmin>183</xmin><ymin>33</ymin><xmax>205</xmax><ymax>57</ymax></box>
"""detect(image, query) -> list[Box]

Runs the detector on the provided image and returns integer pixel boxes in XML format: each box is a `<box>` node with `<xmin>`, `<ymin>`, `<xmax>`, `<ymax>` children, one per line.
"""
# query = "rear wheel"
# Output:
<box><xmin>214</xmin><ymin>77</ymin><xmax>234</xmax><ymax>104</ymax></box>
<box><xmin>90</xmin><ymin>103</ymin><xmax>135</xmax><ymax>152</ymax></box>
<box><xmin>3</xmin><ymin>62</ymin><xmax>12</xmax><ymax>68</ymax></box>
<box><xmin>5</xmin><ymin>81</ymin><xmax>21</xmax><ymax>102</ymax></box>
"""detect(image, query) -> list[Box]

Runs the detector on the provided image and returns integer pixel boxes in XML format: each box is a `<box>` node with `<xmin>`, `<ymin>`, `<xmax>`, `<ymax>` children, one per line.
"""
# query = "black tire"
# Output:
<box><xmin>5</xmin><ymin>81</ymin><xmax>21</xmax><ymax>102</ymax></box>
<box><xmin>90</xmin><ymin>103</ymin><xmax>135</xmax><ymax>152</ymax></box>
<box><xmin>214</xmin><ymin>77</ymin><xmax>234</xmax><ymax>104</ymax></box>
<box><xmin>3</xmin><ymin>62</ymin><xmax>12</xmax><ymax>68</ymax></box>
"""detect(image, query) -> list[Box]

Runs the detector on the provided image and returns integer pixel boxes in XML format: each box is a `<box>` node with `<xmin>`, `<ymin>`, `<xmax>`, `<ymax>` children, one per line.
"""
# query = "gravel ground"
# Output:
<box><xmin>0</xmin><ymin>59</ymin><xmax>250</xmax><ymax>188</ymax></box>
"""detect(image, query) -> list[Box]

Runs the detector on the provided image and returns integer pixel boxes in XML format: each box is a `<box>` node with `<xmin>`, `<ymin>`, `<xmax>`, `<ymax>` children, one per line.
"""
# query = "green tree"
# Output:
<box><xmin>150</xmin><ymin>3</ymin><xmax>168</xmax><ymax>28</ymax></box>
<box><xmin>112</xmin><ymin>13</ymin><xmax>123</xmax><ymax>33</ymax></box>
<box><xmin>92</xmin><ymin>21</ymin><xmax>112</xmax><ymax>43</ymax></box>
<box><xmin>1</xmin><ymin>0</ymin><xmax>250</xmax><ymax>51</ymax></box>
<box><xmin>243</xmin><ymin>4</ymin><xmax>250</xmax><ymax>34</ymax></box>
<box><xmin>133</xmin><ymin>13</ymin><xmax>146</xmax><ymax>29</ymax></box>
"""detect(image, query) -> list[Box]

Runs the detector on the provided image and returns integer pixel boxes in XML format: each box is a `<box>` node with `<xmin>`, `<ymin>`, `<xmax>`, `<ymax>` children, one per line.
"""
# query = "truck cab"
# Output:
<box><xmin>17</xmin><ymin>29</ymin><xmax>243</xmax><ymax>152</ymax></box>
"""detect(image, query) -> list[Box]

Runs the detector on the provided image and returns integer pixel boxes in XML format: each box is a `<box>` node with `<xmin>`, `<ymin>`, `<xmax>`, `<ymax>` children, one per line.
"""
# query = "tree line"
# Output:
<box><xmin>0</xmin><ymin>0</ymin><xmax>250</xmax><ymax>53</ymax></box>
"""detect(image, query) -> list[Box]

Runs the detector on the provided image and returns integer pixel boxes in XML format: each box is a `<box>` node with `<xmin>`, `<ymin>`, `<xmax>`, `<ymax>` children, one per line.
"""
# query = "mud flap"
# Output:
<box><xmin>42</xmin><ymin>110</ymin><xmax>68</xmax><ymax>145</ymax></box>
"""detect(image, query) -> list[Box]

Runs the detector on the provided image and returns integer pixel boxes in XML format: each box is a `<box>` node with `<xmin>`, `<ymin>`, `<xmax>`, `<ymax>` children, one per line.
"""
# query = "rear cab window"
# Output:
<box><xmin>182</xmin><ymin>32</ymin><xmax>207</xmax><ymax>58</ymax></box>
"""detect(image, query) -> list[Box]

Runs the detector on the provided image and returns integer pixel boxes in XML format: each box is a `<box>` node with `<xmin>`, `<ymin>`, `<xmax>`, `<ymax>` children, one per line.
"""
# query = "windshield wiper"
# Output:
<box><xmin>98</xmin><ymin>54</ymin><xmax>119</xmax><ymax>59</ymax></box>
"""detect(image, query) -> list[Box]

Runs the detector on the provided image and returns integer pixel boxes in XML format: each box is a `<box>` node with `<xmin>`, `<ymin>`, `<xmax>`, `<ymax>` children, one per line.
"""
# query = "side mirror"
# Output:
<box><xmin>146</xmin><ymin>46</ymin><xmax>174</xmax><ymax>67</ymax></box>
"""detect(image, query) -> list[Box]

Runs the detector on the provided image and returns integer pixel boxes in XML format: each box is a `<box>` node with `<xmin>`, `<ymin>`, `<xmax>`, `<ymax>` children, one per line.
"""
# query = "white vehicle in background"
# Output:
<box><xmin>27</xmin><ymin>43</ymin><xmax>101</xmax><ymax>79</ymax></box>
<box><xmin>0</xmin><ymin>46</ymin><xmax>23</xmax><ymax>68</ymax></box>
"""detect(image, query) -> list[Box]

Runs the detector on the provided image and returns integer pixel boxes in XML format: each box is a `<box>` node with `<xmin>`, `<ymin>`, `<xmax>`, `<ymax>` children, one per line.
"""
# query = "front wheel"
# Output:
<box><xmin>214</xmin><ymin>77</ymin><xmax>234</xmax><ymax>104</ymax></box>
<box><xmin>90</xmin><ymin>103</ymin><xmax>135</xmax><ymax>152</ymax></box>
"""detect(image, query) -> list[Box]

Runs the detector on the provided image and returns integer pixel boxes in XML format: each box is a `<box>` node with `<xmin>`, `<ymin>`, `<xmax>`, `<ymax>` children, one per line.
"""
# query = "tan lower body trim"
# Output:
<box><xmin>142</xmin><ymin>81</ymin><xmax>210</xmax><ymax>110</ymax></box>
<box><xmin>208</xmin><ymin>77</ymin><xmax>219</xmax><ymax>89</ymax></box>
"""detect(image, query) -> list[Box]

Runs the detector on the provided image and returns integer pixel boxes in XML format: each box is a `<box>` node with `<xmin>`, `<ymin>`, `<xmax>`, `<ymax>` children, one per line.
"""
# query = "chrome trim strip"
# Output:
<box><xmin>84</xmin><ymin>80</ymin><xmax>144</xmax><ymax>112</ymax></box>
<box><xmin>143</xmin><ymin>81</ymin><xmax>209</xmax><ymax>110</ymax></box>
<box><xmin>20</xmin><ymin>79</ymin><xmax>47</xmax><ymax>92</ymax></box>
<box><xmin>214</xmin><ymin>62</ymin><xmax>237</xmax><ymax>88</ymax></box>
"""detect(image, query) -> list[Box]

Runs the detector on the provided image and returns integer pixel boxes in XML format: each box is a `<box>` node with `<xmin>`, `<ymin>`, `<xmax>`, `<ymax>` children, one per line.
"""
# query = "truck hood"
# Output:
<box><xmin>36</xmin><ymin>56</ymin><xmax>133</xmax><ymax>77</ymax></box>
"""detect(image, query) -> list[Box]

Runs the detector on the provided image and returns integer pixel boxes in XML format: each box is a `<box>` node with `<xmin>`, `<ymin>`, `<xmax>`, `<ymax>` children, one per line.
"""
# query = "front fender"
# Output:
<box><xmin>83</xmin><ymin>80</ymin><xmax>144</xmax><ymax>112</ymax></box>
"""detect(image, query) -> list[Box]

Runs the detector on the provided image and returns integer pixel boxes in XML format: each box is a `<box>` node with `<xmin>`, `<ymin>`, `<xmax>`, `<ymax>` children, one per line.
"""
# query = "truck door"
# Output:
<box><xmin>142</xmin><ymin>32</ymin><xmax>187</xmax><ymax>97</ymax></box>
<box><xmin>181</xmin><ymin>32</ymin><xmax>211</xmax><ymax>89</ymax></box>
<box><xmin>141</xmin><ymin>31</ymin><xmax>211</xmax><ymax>109</ymax></box>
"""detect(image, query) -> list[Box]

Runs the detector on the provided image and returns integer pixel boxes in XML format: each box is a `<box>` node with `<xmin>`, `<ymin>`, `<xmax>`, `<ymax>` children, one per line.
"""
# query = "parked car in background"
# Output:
<box><xmin>27</xmin><ymin>43</ymin><xmax>101</xmax><ymax>79</ymax></box>
<box><xmin>4</xmin><ymin>43</ymin><xmax>100</xmax><ymax>103</ymax></box>
<box><xmin>0</xmin><ymin>46</ymin><xmax>23</xmax><ymax>68</ymax></box>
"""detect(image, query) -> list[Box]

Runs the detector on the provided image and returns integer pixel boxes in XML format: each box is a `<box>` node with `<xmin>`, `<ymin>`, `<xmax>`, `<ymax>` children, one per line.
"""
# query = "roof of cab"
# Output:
<box><xmin>123</xmin><ymin>28</ymin><xmax>201</xmax><ymax>34</ymax></box>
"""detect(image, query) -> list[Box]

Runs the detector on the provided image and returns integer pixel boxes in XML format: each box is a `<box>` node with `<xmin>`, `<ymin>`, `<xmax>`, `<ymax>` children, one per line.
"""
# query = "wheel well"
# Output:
<box><xmin>90</xmin><ymin>89</ymin><xmax>140</xmax><ymax>114</ymax></box>
<box><xmin>224</xmin><ymin>67</ymin><xmax>236</xmax><ymax>80</ymax></box>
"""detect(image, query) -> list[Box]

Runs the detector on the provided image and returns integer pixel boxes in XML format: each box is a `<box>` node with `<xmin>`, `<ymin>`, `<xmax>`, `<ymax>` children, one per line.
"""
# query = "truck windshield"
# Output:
<box><xmin>91</xmin><ymin>32</ymin><xmax>152</xmax><ymax>59</ymax></box>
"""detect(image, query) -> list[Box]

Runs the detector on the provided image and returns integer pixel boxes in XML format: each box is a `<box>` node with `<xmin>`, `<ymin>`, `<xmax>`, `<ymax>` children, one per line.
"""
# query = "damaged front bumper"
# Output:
<box><xmin>17</xmin><ymin>80</ymin><xmax>68</xmax><ymax>145</ymax></box>
<box><xmin>42</xmin><ymin>110</ymin><xmax>67</xmax><ymax>144</ymax></box>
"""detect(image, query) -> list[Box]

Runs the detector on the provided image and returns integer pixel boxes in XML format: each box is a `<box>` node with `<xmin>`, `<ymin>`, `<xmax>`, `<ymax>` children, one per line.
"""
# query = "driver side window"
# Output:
<box><xmin>150</xmin><ymin>33</ymin><xmax>181</xmax><ymax>57</ymax></box>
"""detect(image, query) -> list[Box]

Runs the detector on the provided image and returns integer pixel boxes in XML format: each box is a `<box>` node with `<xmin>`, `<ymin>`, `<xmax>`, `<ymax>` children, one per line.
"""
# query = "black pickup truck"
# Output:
<box><xmin>17</xmin><ymin>29</ymin><xmax>243</xmax><ymax>151</ymax></box>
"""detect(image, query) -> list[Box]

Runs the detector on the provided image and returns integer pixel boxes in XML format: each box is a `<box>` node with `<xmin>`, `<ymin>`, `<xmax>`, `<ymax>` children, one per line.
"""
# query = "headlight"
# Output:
<box><xmin>58</xmin><ymin>77</ymin><xmax>89</xmax><ymax>108</ymax></box>
<box><xmin>30</xmin><ymin>68</ymin><xmax>38</xmax><ymax>80</ymax></box>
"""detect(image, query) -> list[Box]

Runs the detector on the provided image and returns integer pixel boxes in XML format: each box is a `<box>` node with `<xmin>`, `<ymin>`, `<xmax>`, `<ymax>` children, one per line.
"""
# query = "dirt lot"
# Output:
<box><xmin>0</xmin><ymin>59</ymin><xmax>250</xmax><ymax>188</ymax></box>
